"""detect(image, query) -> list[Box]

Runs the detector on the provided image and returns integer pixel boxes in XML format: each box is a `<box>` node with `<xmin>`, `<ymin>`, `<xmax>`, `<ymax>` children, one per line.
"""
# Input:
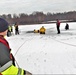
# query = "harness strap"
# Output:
<box><xmin>0</xmin><ymin>36</ymin><xmax>10</xmax><ymax>50</ymax></box>
<box><xmin>0</xmin><ymin>36</ymin><xmax>15</xmax><ymax>66</ymax></box>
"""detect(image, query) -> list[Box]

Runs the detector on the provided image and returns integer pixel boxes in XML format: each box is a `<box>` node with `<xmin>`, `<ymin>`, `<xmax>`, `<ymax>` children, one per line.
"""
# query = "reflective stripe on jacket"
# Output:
<box><xmin>0</xmin><ymin>61</ymin><xmax>12</xmax><ymax>72</ymax></box>
<box><xmin>8</xmin><ymin>26</ymin><xmax>12</xmax><ymax>32</ymax></box>
<box><xmin>1</xmin><ymin>65</ymin><xmax>24</xmax><ymax>75</ymax></box>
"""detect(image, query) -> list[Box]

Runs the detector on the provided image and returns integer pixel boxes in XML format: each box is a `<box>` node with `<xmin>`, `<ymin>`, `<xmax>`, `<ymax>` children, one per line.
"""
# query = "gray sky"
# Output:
<box><xmin>0</xmin><ymin>0</ymin><xmax>76</xmax><ymax>15</ymax></box>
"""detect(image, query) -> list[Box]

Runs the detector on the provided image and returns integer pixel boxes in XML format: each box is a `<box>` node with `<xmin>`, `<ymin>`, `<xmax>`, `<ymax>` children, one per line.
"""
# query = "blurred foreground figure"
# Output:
<box><xmin>0</xmin><ymin>18</ymin><xmax>32</xmax><ymax>75</ymax></box>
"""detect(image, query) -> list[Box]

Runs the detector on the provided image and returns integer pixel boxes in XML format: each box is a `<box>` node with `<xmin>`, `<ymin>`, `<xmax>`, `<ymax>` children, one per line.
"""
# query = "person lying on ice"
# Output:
<box><xmin>0</xmin><ymin>18</ymin><xmax>32</xmax><ymax>75</ymax></box>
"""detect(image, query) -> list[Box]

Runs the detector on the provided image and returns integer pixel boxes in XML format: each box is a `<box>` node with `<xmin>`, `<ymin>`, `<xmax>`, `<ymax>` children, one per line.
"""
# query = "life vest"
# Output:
<box><xmin>0</xmin><ymin>36</ymin><xmax>13</xmax><ymax>59</ymax></box>
<box><xmin>1</xmin><ymin>65</ymin><xmax>24</xmax><ymax>75</ymax></box>
<box><xmin>57</xmin><ymin>20</ymin><xmax>60</xmax><ymax>26</ymax></box>
<box><xmin>8</xmin><ymin>26</ymin><xmax>11</xmax><ymax>32</ymax></box>
<box><xmin>0</xmin><ymin>36</ymin><xmax>24</xmax><ymax>75</ymax></box>
<box><xmin>0</xmin><ymin>36</ymin><xmax>16</xmax><ymax>66</ymax></box>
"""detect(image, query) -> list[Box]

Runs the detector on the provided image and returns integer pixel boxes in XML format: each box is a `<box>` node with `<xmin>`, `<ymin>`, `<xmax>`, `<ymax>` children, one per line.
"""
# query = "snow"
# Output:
<box><xmin>6</xmin><ymin>22</ymin><xmax>76</xmax><ymax>74</ymax></box>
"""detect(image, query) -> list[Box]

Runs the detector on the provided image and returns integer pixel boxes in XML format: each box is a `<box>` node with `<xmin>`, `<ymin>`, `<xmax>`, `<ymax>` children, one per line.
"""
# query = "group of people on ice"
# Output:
<box><xmin>0</xmin><ymin>18</ymin><xmax>32</xmax><ymax>75</ymax></box>
<box><xmin>56</xmin><ymin>19</ymin><xmax>70</xmax><ymax>34</ymax></box>
<box><xmin>56</xmin><ymin>19</ymin><xmax>69</xmax><ymax>34</ymax></box>
<box><xmin>7</xmin><ymin>22</ymin><xmax>19</xmax><ymax>37</ymax></box>
<box><xmin>34</xmin><ymin>19</ymin><xmax>69</xmax><ymax>35</ymax></box>
<box><xmin>7</xmin><ymin>19</ymin><xmax>69</xmax><ymax>37</ymax></box>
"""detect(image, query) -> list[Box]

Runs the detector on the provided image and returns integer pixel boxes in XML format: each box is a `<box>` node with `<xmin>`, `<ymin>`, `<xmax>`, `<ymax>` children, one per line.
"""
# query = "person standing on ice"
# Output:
<box><xmin>56</xmin><ymin>19</ymin><xmax>60</xmax><ymax>34</ymax></box>
<box><xmin>0</xmin><ymin>18</ymin><xmax>32</xmax><ymax>75</ymax></box>
<box><xmin>14</xmin><ymin>22</ymin><xmax>19</xmax><ymax>35</ymax></box>
<box><xmin>7</xmin><ymin>25</ymin><xmax>12</xmax><ymax>37</ymax></box>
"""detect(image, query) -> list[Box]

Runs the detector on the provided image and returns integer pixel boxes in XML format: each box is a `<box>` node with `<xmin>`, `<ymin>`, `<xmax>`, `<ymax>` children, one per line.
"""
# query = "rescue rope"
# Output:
<box><xmin>50</xmin><ymin>36</ymin><xmax>76</xmax><ymax>47</ymax></box>
<box><xmin>14</xmin><ymin>38</ymin><xmax>33</xmax><ymax>67</ymax></box>
<box><xmin>14</xmin><ymin>40</ymin><xmax>27</xmax><ymax>56</ymax></box>
<box><xmin>14</xmin><ymin>38</ymin><xmax>33</xmax><ymax>56</ymax></box>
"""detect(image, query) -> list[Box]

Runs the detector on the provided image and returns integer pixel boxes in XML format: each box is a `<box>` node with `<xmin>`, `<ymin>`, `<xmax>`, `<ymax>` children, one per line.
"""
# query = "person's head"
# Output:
<box><xmin>42</xmin><ymin>26</ymin><xmax>44</xmax><ymax>28</ymax></box>
<box><xmin>0</xmin><ymin>18</ymin><xmax>9</xmax><ymax>36</ymax></box>
<box><xmin>56</xmin><ymin>19</ymin><xmax>59</xmax><ymax>21</ymax></box>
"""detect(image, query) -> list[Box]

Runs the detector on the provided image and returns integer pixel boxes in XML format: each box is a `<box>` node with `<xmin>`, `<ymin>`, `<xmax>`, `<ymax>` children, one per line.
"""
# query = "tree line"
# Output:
<box><xmin>0</xmin><ymin>11</ymin><xmax>76</xmax><ymax>25</ymax></box>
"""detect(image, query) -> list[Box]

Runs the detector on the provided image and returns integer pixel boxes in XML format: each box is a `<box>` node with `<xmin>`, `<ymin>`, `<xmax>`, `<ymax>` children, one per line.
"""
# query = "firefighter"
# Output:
<box><xmin>7</xmin><ymin>26</ymin><xmax>12</xmax><ymax>37</ymax></box>
<box><xmin>14</xmin><ymin>23</ymin><xmax>19</xmax><ymax>35</ymax></box>
<box><xmin>39</xmin><ymin>26</ymin><xmax>46</xmax><ymax>34</ymax></box>
<box><xmin>0</xmin><ymin>18</ymin><xmax>32</xmax><ymax>75</ymax></box>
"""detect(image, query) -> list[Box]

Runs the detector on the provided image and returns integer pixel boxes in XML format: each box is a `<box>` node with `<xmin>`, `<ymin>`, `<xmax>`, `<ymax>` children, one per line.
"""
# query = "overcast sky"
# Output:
<box><xmin>0</xmin><ymin>0</ymin><xmax>76</xmax><ymax>15</ymax></box>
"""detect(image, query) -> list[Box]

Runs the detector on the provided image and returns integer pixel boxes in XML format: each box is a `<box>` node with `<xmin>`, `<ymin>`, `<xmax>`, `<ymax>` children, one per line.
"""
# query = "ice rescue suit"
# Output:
<box><xmin>40</xmin><ymin>26</ymin><xmax>46</xmax><ymax>34</ymax></box>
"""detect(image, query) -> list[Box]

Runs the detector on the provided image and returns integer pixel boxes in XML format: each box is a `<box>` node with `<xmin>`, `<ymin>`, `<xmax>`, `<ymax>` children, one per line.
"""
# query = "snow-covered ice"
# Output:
<box><xmin>6</xmin><ymin>22</ymin><xmax>76</xmax><ymax>74</ymax></box>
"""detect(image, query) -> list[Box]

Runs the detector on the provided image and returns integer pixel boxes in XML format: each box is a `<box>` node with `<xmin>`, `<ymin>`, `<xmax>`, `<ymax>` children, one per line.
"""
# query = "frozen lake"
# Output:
<box><xmin>7</xmin><ymin>22</ymin><xmax>76</xmax><ymax>74</ymax></box>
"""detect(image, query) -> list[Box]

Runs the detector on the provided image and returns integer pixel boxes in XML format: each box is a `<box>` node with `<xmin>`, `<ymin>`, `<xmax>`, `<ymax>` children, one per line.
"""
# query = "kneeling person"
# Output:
<box><xmin>40</xmin><ymin>26</ymin><xmax>46</xmax><ymax>34</ymax></box>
